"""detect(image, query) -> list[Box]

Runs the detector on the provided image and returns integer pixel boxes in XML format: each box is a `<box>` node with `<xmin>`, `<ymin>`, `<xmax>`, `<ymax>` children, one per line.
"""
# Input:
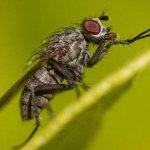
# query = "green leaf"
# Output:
<box><xmin>20</xmin><ymin>49</ymin><xmax>150</xmax><ymax>150</ymax></box>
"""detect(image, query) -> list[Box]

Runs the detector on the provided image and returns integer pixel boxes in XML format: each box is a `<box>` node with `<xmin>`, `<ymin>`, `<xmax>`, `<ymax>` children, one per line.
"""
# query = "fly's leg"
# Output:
<box><xmin>18</xmin><ymin>116</ymin><xmax>40</xmax><ymax>149</ymax></box>
<box><xmin>87</xmin><ymin>28</ymin><xmax>150</xmax><ymax>67</ymax></box>
<box><xmin>75</xmin><ymin>83</ymin><xmax>90</xmax><ymax>98</ymax></box>
<box><xmin>106</xmin><ymin>28</ymin><xmax>150</xmax><ymax>48</ymax></box>
<box><xmin>25</xmin><ymin>89</ymin><xmax>40</xmax><ymax>143</ymax></box>
<box><xmin>16</xmin><ymin>84</ymin><xmax>74</xmax><ymax>149</ymax></box>
<box><xmin>42</xmin><ymin>85</ymin><xmax>74</xmax><ymax>118</ymax></box>
<box><xmin>35</xmin><ymin>84</ymin><xmax>74</xmax><ymax>93</ymax></box>
<box><xmin>25</xmin><ymin>88</ymin><xmax>40</xmax><ymax>147</ymax></box>
<box><xmin>118</xmin><ymin>28</ymin><xmax>150</xmax><ymax>44</ymax></box>
<box><xmin>15</xmin><ymin>88</ymin><xmax>40</xmax><ymax>149</ymax></box>
<box><xmin>65</xmin><ymin>66</ymin><xmax>90</xmax><ymax>95</ymax></box>
<box><xmin>87</xmin><ymin>40</ymin><xmax>106</xmax><ymax>67</ymax></box>
<box><xmin>48</xmin><ymin>59</ymin><xmax>88</xmax><ymax>97</ymax></box>
<box><xmin>35</xmin><ymin>84</ymin><xmax>74</xmax><ymax>117</ymax></box>
<box><xmin>48</xmin><ymin>59</ymin><xmax>77</xmax><ymax>84</ymax></box>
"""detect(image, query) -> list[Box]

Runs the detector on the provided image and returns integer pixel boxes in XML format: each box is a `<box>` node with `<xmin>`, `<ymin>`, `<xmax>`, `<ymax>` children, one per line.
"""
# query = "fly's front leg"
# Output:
<box><xmin>87</xmin><ymin>40</ymin><xmax>106</xmax><ymax>67</ymax></box>
<box><xmin>87</xmin><ymin>28</ymin><xmax>150</xmax><ymax>67</ymax></box>
<box><xmin>87</xmin><ymin>32</ymin><xmax>117</xmax><ymax>67</ymax></box>
<box><xmin>106</xmin><ymin>28</ymin><xmax>150</xmax><ymax>48</ymax></box>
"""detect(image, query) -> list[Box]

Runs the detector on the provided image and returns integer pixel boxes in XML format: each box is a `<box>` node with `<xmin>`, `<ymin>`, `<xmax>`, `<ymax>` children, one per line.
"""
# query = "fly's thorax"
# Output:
<box><xmin>45</xmin><ymin>28</ymin><xmax>90</xmax><ymax>71</ymax></box>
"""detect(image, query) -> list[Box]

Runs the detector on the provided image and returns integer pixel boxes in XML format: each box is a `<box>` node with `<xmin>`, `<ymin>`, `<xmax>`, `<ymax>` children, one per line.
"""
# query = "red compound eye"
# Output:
<box><xmin>82</xmin><ymin>20</ymin><xmax>101</xmax><ymax>35</ymax></box>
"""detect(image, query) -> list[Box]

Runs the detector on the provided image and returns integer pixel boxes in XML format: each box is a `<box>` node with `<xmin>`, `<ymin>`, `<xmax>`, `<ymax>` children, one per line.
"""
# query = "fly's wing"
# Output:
<box><xmin>0</xmin><ymin>60</ymin><xmax>45</xmax><ymax>109</ymax></box>
<box><xmin>26</xmin><ymin>29</ymin><xmax>65</xmax><ymax>66</ymax></box>
<box><xmin>0</xmin><ymin>30</ymin><xmax>63</xmax><ymax>109</ymax></box>
<box><xmin>26</xmin><ymin>35</ymin><xmax>52</xmax><ymax>66</ymax></box>
<box><xmin>0</xmin><ymin>35</ymin><xmax>54</xmax><ymax>110</ymax></box>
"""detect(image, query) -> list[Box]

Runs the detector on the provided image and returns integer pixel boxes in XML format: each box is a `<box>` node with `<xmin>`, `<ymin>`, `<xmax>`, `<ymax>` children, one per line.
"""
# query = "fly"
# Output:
<box><xmin>1</xmin><ymin>13</ymin><xmax>150</xmax><ymax>147</ymax></box>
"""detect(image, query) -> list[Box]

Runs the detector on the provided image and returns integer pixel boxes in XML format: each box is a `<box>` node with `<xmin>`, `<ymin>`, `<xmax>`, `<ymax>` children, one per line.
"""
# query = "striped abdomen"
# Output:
<box><xmin>21</xmin><ymin>67</ymin><xmax>63</xmax><ymax>120</ymax></box>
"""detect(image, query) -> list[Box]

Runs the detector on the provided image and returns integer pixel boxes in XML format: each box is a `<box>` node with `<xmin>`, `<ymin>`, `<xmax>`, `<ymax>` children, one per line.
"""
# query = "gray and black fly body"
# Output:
<box><xmin>1</xmin><ymin>13</ymin><xmax>150</xmax><ymax>147</ymax></box>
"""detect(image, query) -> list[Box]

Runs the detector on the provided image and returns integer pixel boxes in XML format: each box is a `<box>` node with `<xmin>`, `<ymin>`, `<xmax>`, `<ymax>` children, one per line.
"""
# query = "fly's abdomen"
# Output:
<box><xmin>21</xmin><ymin>90</ymin><xmax>54</xmax><ymax>120</ymax></box>
<box><xmin>21</xmin><ymin>67</ymin><xmax>62</xmax><ymax>120</ymax></box>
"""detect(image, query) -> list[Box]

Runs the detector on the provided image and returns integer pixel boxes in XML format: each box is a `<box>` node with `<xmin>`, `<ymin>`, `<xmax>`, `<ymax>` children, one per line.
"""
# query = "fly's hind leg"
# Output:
<box><xmin>18</xmin><ymin>82</ymin><xmax>82</xmax><ymax>148</ymax></box>
<box><xmin>26</xmin><ymin>88</ymin><xmax>40</xmax><ymax>145</ymax></box>
<box><xmin>25</xmin><ymin>88</ymin><xmax>40</xmax><ymax>146</ymax></box>
<box><xmin>35</xmin><ymin>83</ymin><xmax>74</xmax><ymax>118</ymax></box>
<box><xmin>19</xmin><ymin>116</ymin><xmax>40</xmax><ymax>148</ymax></box>
<box><xmin>15</xmin><ymin>88</ymin><xmax>40</xmax><ymax>149</ymax></box>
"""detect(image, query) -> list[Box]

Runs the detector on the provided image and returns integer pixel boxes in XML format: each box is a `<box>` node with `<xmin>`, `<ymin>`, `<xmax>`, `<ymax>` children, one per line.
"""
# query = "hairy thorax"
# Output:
<box><xmin>42</xmin><ymin>28</ymin><xmax>90</xmax><ymax>74</ymax></box>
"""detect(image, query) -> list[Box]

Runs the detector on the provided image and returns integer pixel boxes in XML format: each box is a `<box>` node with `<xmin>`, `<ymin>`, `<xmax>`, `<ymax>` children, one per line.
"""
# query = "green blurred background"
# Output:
<box><xmin>0</xmin><ymin>0</ymin><xmax>150</xmax><ymax>150</ymax></box>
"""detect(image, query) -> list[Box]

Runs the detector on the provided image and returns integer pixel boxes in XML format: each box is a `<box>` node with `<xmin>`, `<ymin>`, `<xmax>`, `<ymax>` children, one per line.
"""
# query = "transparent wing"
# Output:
<box><xmin>26</xmin><ymin>29</ymin><xmax>65</xmax><ymax>67</ymax></box>
<box><xmin>0</xmin><ymin>60</ymin><xmax>45</xmax><ymax>110</ymax></box>
<box><xmin>0</xmin><ymin>35</ymin><xmax>52</xmax><ymax>109</ymax></box>
<box><xmin>0</xmin><ymin>31</ymin><xmax>60</xmax><ymax>109</ymax></box>
<box><xmin>26</xmin><ymin>36</ymin><xmax>52</xmax><ymax>67</ymax></box>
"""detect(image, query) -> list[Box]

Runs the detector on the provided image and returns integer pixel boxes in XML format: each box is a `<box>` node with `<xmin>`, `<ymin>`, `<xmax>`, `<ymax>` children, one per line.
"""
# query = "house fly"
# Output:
<box><xmin>1</xmin><ymin>13</ymin><xmax>150</xmax><ymax>147</ymax></box>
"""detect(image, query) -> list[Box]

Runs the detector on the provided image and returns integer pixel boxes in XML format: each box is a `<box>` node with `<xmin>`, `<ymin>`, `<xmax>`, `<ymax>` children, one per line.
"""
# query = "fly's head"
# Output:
<box><xmin>81</xmin><ymin>15</ymin><xmax>117</xmax><ymax>44</ymax></box>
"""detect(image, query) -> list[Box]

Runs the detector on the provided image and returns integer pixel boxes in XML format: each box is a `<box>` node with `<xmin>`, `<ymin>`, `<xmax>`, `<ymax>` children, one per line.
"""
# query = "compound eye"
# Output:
<box><xmin>82</xmin><ymin>20</ymin><xmax>101</xmax><ymax>35</ymax></box>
